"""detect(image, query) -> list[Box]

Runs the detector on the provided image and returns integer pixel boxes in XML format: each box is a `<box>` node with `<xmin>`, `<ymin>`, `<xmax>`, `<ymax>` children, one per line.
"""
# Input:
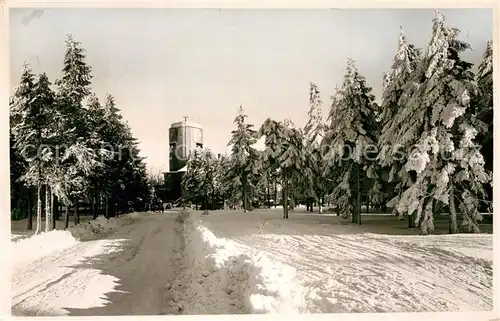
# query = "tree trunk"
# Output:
<box><xmin>449</xmin><ymin>182</ymin><xmax>458</xmax><ymax>234</ymax></box>
<box><xmin>92</xmin><ymin>195</ymin><xmax>98</xmax><ymax>220</ymax></box>
<box><xmin>203</xmin><ymin>194</ymin><xmax>209</xmax><ymax>215</ymax></box>
<box><xmin>35</xmin><ymin>182</ymin><xmax>42</xmax><ymax>235</ymax></box>
<box><xmin>27</xmin><ymin>186</ymin><xmax>33</xmax><ymax>230</ymax></box>
<box><xmin>351</xmin><ymin>198</ymin><xmax>357</xmax><ymax>223</ymax></box>
<box><xmin>52</xmin><ymin>194</ymin><xmax>57</xmax><ymax>230</ymax></box>
<box><xmin>105</xmin><ymin>197</ymin><xmax>110</xmax><ymax>219</ymax></box>
<box><xmin>74</xmin><ymin>199</ymin><xmax>80</xmax><ymax>225</ymax></box>
<box><xmin>64</xmin><ymin>204</ymin><xmax>70</xmax><ymax>229</ymax></box>
<box><xmin>267</xmin><ymin>183</ymin><xmax>271</xmax><ymax>209</ymax></box>
<box><xmin>58</xmin><ymin>199</ymin><xmax>62</xmax><ymax>220</ymax></box>
<box><xmin>367</xmin><ymin>197</ymin><xmax>370</xmax><ymax>214</ymax></box>
<box><xmin>408</xmin><ymin>212</ymin><xmax>416</xmax><ymax>228</ymax></box>
<box><xmin>45</xmin><ymin>184</ymin><xmax>51</xmax><ymax>232</ymax></box>
<box><xmin>351</xmin><ymin>180</ymin><xmax>357</xmax><ymax>223</ymax></box>
<box><xmin>274</xmin><ymin>181</ymin><xmax>277</xmax><ymax>208</ymax></box>
<box><xmin>110</xmin><ymin>198</ymin><xmax>115</xmax><ymax>217</ymax></box>
<box><xmin>15</xmin><ymin>197</ymin><xmax>21</xmax><ymax>220</ymax></box>
<box><xmin>74</xmin><ymin>200</ymin><xmax>78</xmax><ymax>225</ymax></box>
<box><xmin>318</xmin><ymin>197</ymin><xmax>323</xmax><ymax>214</ymax></box>
<box><xmin>243</xmin><ymin>182</ymin><xmax>248</xmax><ymax>213</ymax></box>
<box><xmin>96</xmin><ymin>194</ymin><xmax>100</xmax><ymax>216</ymax></box>
<box><xmin>352</xmin><ymin>163</ymin><xmax>361</xmax><ymax>225</ymax></box>
<box><xmin>357</xmin><ymin>165</ymin><xmax>361</xmax><ymax>225</ymax></box>
<box><xmin>283</xmin><ymin>172</ymin><xmax>289</xmax><ymax>219</ymax></box>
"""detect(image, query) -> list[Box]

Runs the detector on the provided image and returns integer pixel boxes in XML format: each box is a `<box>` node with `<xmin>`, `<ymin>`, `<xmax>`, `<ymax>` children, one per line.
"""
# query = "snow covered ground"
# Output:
<box><xmin>10</xmin><ymin>208</ymin><xmax>493</xmax><ymax>316</ymax></box>
<box><xmin>199</xmin><ymin>209</ymin><xmax>494</xmax><ymax>313</ymax></box>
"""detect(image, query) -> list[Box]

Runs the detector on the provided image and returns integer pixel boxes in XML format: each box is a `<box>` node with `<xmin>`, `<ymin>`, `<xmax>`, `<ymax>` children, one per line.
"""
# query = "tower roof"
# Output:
<box><xmin>170</xmin><ymin>121</ymin><xmax>202</xmax><ymax>129</ymax></box>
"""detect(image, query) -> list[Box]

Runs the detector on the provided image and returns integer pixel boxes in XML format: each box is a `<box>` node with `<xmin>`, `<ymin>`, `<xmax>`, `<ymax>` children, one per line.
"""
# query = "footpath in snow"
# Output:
<box><xmin>10</xmin><ymin>209</ymin><xmax>494</xmax><ymax>315</ymax></box>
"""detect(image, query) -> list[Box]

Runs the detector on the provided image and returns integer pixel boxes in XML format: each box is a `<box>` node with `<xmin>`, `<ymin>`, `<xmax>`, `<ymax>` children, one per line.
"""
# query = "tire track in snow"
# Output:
<box><xmin>124</xmin><ymin>235</ymin><xmax>145</xmax><ymax>262</ymax></box>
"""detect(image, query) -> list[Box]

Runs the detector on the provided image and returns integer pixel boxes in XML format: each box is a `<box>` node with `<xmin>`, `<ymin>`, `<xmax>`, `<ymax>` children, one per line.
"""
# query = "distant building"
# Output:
<box><xmin>168</xmin><ymin>119</ymin><xmax>203</xmax><ymax>171</ymax></box>
<box><xmin>163</xmin><ymin>118</ymin><xmax>203</xmax><ymax>203</ymax></box>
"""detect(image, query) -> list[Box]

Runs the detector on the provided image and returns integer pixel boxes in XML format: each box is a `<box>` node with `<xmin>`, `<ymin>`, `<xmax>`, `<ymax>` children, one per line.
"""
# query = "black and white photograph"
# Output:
<box><xmin>3</xmin><ymin>3</ymin><xmax>497</xmax><ymax>318</ymax></box>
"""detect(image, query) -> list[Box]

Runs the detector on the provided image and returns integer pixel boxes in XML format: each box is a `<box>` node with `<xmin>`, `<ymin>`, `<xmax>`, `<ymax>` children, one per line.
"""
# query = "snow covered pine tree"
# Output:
<box><xmin>378</xmin><ymin>26</ymin><xmax>422</xmax><ymax>227</ymax></box>
<box><xmin>386</xmin><ymin>11</ymin><xmax>490</xmax><ymax>234</ymax></box>
<box><xmin>323</xmin><ymin>59</ymin><xmax>379</xmax><ymax>224</ymax></box>
<box><xmin>303</xmin><ymin>82</ymin><xmax>327</xmax><ymax>214</ymax></box>
<box><xmin>226</xmin><ymin>105</ymin><xmax>260</xmax><ymax>213</ymax></box>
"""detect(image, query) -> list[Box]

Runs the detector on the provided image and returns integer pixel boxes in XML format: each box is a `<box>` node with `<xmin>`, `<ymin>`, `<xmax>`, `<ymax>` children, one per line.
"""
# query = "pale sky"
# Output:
<box><xmin>10</xmin><ymin>8</ymin><xmax>493</xmax><ymax>172</ymax></box>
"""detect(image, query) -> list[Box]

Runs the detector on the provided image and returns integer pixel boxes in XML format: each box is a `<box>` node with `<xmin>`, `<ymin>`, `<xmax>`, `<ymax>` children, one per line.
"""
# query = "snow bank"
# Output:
<box><xmin>12</xmin><ymin>230</ymin><xmax>80</xmax><ymax>268</ymax></box>
<box><xmin>167</xmin><ymin>211</ymin><xmax>304</xmax><ymax>314</ymax></box>
<box><xmin>11</xmin><ymin>214</ymin><xmax>139</xmax><ymax>267</ymax></box>
<box><xmin>68</xmin><ymin>215</ymin><xmax>133</xmax><ymax>241</ymax></box>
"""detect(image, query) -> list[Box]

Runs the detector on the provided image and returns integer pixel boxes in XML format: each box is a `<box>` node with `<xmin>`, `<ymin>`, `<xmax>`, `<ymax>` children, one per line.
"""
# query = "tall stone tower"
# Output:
<box><xmin>168</xmin><ymin>117</ymin><xmax>203</xmax><ymax>172</ymax></box>
<box><xmin>163</xmin><ymin>117</ymin><xmax>203</xmax><ymax>203</ymax></box>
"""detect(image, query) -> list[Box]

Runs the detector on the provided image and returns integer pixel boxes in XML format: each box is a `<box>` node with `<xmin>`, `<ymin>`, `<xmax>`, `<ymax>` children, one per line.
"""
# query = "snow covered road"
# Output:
<box><xmin>13</xmin><ymin>212</ymin><xmax>183</xmax><ymax>316</ymax></box>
